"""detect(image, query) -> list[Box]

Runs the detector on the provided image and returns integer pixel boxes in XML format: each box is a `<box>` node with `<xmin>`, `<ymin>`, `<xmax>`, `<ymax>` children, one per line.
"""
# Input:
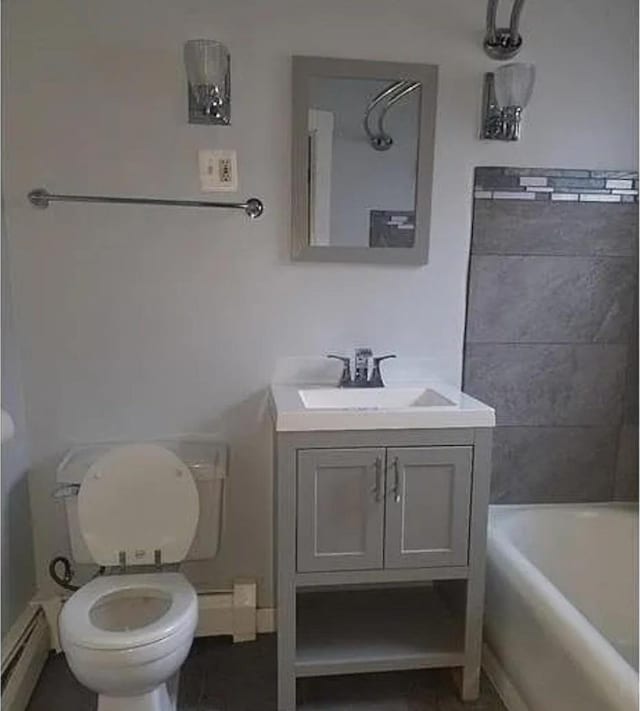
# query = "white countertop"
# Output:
<box><xmin>270</xmin><ymin>381</ymin><xmax>495</xmax><ymax>432</ymax></box>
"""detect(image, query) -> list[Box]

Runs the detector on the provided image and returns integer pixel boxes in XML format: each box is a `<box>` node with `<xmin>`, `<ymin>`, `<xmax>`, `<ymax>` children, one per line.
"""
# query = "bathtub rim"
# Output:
<box><xmin>488</xmin><ymin>501</ymin><xmax>638</xmax><ymax>519</ymax></box>
<box><xmin>482</xmin><ymin>641</ymin><xmax>530</xmax><ymax>711</ymax></box>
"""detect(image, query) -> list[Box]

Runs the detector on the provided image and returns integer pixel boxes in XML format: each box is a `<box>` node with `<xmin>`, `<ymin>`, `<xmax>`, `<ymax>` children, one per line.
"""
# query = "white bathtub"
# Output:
<box><xmin>484</xmin><ymin>504</ymin><xmax>638</xmax><ymax>711</ymax></box>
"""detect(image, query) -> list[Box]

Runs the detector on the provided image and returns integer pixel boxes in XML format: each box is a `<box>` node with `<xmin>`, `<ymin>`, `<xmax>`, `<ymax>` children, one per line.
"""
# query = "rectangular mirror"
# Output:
<box><xmin>291</xmin><ymin>56</ymin><xmax>438</xmax><ymax>264</ymax></box>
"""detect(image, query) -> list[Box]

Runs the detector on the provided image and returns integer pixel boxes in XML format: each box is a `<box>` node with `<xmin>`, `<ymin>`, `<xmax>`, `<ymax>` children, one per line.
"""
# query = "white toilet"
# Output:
<box><xmin>56</xmin><ymin>439</ymin><xmax>226</xmax><ymax>711</ymax></box>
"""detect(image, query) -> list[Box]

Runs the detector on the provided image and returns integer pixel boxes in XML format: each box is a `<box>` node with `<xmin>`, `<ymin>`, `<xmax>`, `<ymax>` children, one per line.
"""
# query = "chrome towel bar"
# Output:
<box><xmin>27</xmin><ymin>187</ymin><xmax>264</xmax><ymax>219</ymax></box>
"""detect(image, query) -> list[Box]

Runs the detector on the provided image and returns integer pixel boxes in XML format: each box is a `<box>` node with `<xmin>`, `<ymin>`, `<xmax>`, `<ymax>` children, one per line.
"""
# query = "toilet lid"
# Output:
<box><xmin>78</xmin><ymin>444</ymin><xmax>199</xmax><ymax>567</ymax></box>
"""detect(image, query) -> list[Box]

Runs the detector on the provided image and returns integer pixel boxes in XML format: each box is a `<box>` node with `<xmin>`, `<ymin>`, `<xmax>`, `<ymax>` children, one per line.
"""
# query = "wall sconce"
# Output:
<box><xmin>184</xmin><ymin>39</ymin><xmax>231</xmax><ymax>125</ymax></box>
<box><xmin>481</xmin><ymin>63</ymin><xmax>535</xmax><ymax>141</ymax></box>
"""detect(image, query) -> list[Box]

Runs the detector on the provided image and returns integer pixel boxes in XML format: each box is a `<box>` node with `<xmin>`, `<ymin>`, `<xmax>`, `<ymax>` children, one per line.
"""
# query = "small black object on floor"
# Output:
<box><xmin>27</xmin><ymin>634</ymin><xmax>506</xmax><ymax>711</ymax></box>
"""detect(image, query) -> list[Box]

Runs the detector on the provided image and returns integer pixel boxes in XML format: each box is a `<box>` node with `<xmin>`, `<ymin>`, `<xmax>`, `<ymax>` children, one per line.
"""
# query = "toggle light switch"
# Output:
<box><xmin>198</xmin><ymin>149</ymin><xmax>238</xmax><ymax>192</ymax></box>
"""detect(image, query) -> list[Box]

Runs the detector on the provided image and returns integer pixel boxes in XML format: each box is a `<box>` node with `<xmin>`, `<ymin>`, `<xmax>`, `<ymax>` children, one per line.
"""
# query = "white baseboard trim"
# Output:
<box><xmin>1</xmin><ymin>606</ymin><xmax>50</xmax><ymax>711</ymax></box>
<box><xmin>257</xmin><ymin>606</ymin><xmax>275</xmax><ymax>634</ymax></box>
<box><xmin>482</xmin><ymin>643</ymin><xmax>530</xmax><ymax>711</ymax></box>
<box><xmin>195</xmin><ymin>582</ymin><xmax>275</xmax><ymax>641</ymax></box>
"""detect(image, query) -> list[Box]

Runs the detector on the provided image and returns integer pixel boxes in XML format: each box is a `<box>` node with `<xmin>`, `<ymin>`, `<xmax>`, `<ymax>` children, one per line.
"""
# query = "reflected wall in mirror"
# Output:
<box><xmin>292</xmin><ymin>57</ymin><xmax>438</xmax><ymax>264</ymax></box>
<box><xmin>308</xmin><ymin>77</ymin><xmax>420</xmax><ymax>248</ymax></box>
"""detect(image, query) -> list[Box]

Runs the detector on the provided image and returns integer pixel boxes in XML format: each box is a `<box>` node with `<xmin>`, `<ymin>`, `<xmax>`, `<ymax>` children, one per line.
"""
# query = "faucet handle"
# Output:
<box><xmin>327</xmin><ymin>354</ymin><xmax>352</xmax><ymax>387</ymax></box>
<box><xmin>369</xmin><ymin>354</ymin><xmax>396</xmax><ymax>388</ymax></box>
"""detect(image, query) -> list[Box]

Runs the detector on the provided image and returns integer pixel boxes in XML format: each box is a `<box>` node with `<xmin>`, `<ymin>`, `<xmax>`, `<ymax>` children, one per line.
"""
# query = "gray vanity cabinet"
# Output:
<box><xmin>384</xmin><ymin>447</ymin><xmax>472</xmax><ymax>569</ymax></box>
<box><xmin>274</xmin><ymin>427</ymin><xmax>493</xmax><ymax>711</ymax></box>
<box><xmin>296</xmin><ymin>448</ymin><xmax>385</xmax><ymax>572</ymax></box>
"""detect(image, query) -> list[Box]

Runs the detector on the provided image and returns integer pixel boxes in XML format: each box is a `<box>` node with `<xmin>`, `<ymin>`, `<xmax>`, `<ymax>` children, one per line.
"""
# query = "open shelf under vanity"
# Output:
<box><xmin>295</xmin><ymin>586</ymin><xmax>465</xmax><ymax>678</ymax></box>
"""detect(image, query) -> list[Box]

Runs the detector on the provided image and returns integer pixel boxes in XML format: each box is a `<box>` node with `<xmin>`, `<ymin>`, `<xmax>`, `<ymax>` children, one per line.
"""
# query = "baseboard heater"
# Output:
<box><xmin>1</xmin><ymin>607</ymin><xmax>50</xmax><ymax>711</ymax></box>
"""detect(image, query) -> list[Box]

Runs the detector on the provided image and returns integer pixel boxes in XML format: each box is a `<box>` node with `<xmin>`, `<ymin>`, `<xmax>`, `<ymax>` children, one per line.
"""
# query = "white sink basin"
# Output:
<box><xmin>270</xmin><ymin>381</ymin><xmax>495</xmax><ymax>432</ymax></box>
<box><xmin>298</xmin><ymin>387</ymin><xmax>455</xmax><ymax>410</ymax></box>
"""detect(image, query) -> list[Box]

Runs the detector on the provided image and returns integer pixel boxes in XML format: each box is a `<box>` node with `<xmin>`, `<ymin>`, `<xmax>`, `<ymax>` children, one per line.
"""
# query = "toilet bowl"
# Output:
<box><xmin>60</xmin><ymin>573</ymin><xmax>197</xmax><ymax>711</ymax></box>
<box><xmin>56</xmin><ymin>443</ymin><xmax>211</xmax><ymax>711</ymax></box>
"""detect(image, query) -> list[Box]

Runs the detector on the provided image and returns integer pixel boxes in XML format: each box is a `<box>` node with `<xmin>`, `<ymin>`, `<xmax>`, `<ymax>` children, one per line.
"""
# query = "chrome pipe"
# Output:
<box><xmin>377</xmin><ymin>81</ymin><xmax>420</xmax><ymax>137</ymax></box>
<box><xmin>509</xmin><ymin>0</ymin><xmax>526</xmax><ymax>44</ymax></box>
<box><xmin>363</xmin><ymin>80</ymin><xmax>410</xmax><ymax>147</ymax></box>
<box><xmin>485</xmin><ymin>0</ymin><xmax>499</xmax><ymax>45</ymax></box>
<box><xmin>27</xmin><ymin>188</ymin><xmax>264</xmax><ymax>218</ymax></box>
<box><xmin>365</xmin><ymin>81</ymin><xmax>411</xmax><ymax>119</ymax></box>
<box><xmin>363</xmin><ymin>80</ymin><xmax>419</xmax><ymax>151</ymax></box>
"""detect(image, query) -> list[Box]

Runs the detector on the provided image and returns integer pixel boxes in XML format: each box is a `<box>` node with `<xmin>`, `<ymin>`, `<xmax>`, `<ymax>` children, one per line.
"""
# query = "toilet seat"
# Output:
<box><xmin>60</xmin><ymin>573</ymin><xmax>197</xmax><ymax>651</ymax></box>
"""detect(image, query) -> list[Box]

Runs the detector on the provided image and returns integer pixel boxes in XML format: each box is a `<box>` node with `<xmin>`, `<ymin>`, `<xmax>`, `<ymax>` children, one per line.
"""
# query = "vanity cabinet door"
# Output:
<box><xmin>297</xmin><ymin>448</ymin><xmax>385</xmax><ymax>572</ymax></box>
<box><xmin>384</xmin><ymin>447</ymin><xmax>472</xmax><ymax>569</ymax></box>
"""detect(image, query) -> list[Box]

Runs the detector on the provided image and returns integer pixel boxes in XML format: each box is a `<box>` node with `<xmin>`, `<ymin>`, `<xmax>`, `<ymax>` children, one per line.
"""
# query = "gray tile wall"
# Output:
<box><xmin>615</xmin><ymin>294</ymin><xmax>639</xmax><ymax>500</ymax></box>
<box><xmin>464</xmin><ymin>167</ymin><xmax>638</xmax><ymax>503</ymax></box>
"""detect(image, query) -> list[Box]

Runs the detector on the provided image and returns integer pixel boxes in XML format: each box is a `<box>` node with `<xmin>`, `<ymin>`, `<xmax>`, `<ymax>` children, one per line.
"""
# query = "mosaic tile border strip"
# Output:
<box><xmin>474</xmin><ymin>167</ymin><xmax>639</xmax><ymax>203</ymax></box>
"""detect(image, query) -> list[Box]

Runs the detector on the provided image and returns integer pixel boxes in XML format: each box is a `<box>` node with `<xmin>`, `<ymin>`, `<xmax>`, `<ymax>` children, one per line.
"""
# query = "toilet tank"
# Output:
<box><xmin>56</xmin><ymin>436</ymin><xmax>227</xmax><ymax>564</ymax></box>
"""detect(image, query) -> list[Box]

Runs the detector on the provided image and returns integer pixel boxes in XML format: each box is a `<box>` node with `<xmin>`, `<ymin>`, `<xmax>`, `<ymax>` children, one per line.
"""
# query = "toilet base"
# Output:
<box><xmin>97</xmin><ymin>673</ymin><xmax>179</xmax><ymax>711</ymax></box>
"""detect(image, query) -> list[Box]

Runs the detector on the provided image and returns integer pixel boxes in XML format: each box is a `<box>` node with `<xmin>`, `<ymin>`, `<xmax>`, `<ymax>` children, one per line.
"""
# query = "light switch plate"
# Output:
<box><xmin>198</xmin><ymin>149</ymin><xmax>238</xmax><ymax>192</ymax></box>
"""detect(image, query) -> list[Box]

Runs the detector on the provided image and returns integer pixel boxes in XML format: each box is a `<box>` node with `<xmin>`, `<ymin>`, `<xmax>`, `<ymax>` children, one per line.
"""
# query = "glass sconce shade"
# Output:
<box><xmin>481</xmin><ymin>62</ymin><xmax>535</xmax><ymax>141</ymax></box>
<box><xmin>493</xmin><ymin>62</ymin><xmax>535</xmax><ymax>108</ymax></box>
<box><xmin>184</xmin><ymin>39</ymin><xmax>231</xmax><ymax>124</ymax></box>
<box><xmin>184</xmin><ymin>40</ymin><xmax>228</xmax><ymax>87</ymax></box>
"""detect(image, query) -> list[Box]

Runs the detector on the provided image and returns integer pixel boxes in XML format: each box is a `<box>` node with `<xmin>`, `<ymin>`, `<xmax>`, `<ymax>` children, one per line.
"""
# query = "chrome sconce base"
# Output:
<box><xmin>481</xmin><ymin>73</ymin><xmax>522</xmax><ymax>141</ymax></box>
<box><xmin>187</xmin><ymin>85</ymin><xmax>230</xmax><ymax>126</ymax></box>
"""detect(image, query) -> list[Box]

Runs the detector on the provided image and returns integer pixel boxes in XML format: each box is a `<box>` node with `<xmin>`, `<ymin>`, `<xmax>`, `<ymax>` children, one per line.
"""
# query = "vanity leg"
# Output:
<box><xmin>459</xmin><ymin>664</ymin><xmax>481</xmax><ymax>701</ymax></box>
<box><xmin>277</xmin><ymin>583</ymin><xmax>296</xmax><ymax>711</ymax></box>
<box><xmin>457</xmin><ymin>572</ymin><xmax>484</xmax><ymax>701</ymax></box>
<box><xmin>276</xmin><ymin>437</ymin><xmax>297</xmax><ymax>711</ymax></box>
<box><xmin>459</xmin><ymin>428</ymin><xmax>493</xmax><ymax>702</ymax></box>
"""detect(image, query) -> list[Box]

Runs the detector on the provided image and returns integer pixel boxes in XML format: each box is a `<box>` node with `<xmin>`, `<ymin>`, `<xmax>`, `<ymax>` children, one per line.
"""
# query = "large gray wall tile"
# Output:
<box><xmin>613</xmin><ymin>425</ymin><xmax>638</xmax><ymax>501</ymax></box>
<box><xmin>466</xmin><ymin>256</ymin><xmax>636</xmax><ymax>344</ymax></box>
<box><xmin>490</xmin><ymin>426</ymin><xmax>617</xmax><ymax>503</ymax></box>
<box><xmin>472</xmin><ymin>202</ymin><xmax>638</xmax><ymax>257</ymax></box>
<box><xmin>464</xmin><ymin>344</ymin><xmax>628</xmax><ymax>426</ymax></box>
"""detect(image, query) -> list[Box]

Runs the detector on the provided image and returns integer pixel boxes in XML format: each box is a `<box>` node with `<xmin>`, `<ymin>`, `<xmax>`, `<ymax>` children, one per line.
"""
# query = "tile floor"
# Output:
<box><xmin>27</xmin><ymin>635</ymin><xmax>506</xmax><ymax>711</ymax></box>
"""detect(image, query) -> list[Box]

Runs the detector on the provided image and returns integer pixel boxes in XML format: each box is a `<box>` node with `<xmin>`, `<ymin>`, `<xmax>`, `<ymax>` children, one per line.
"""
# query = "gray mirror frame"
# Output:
<box><xmin>291</xmin><ymin>56</ymin><xmax>438</xmax><ymax>265</ymax></box>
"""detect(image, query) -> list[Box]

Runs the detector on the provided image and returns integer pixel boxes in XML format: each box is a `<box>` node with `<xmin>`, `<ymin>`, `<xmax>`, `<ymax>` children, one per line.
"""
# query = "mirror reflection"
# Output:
<box><xmin>307</xmin><ymin>76</ymin><xmax>421</xmax><ymax>248</ymax></box>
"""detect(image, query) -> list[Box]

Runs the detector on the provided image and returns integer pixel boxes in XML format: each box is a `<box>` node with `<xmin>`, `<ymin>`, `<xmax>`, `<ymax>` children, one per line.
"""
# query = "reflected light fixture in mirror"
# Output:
<box><xmin>481</xmin><ymin>62</ymin><xmax>535</xmax><ymax>141</ymax></box>
<box><xmin>184</xmin><ymin>39</ymin><xmax>231</xmax><ymax>125</ymax></box>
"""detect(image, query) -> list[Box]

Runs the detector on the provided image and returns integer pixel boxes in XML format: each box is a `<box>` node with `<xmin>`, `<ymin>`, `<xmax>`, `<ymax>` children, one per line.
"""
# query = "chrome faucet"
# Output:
<box><xmin>353</xmin><ymin>348</ymin><xmax>372</xmax><ymax>386</ymax></box>
<box><xmin>327</xmin><ymin>349</ymin><xmax>396</xmax><ymax>388</ymax></box>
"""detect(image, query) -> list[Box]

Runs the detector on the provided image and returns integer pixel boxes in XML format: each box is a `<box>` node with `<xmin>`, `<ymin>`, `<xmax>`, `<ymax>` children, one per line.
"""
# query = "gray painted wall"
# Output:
<box><xmin>2</xmin><ymin>0</ymin><xmax>638</xmax><ymax>604</ymax></box>
<box><xmin>1</xmin><ymin>217</ymin><xmax>37</xmax><ymax>633</ymax></box>
<box><xmin>464</xmin><ymin>172</ymin><xmax>638</xmax><ymax>503</ymax></box>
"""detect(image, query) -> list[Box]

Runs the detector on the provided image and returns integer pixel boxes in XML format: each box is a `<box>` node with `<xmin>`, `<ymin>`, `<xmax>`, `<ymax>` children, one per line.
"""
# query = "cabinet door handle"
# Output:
<box><xmin>372</xmin><ymin>456</ymin><xmax>383</xmax><ymax>502</ymax></box>
<box><xmin>392</xmin><ymin>457</ymin><xmax>401</xmax><ymax>503</ymax></box>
